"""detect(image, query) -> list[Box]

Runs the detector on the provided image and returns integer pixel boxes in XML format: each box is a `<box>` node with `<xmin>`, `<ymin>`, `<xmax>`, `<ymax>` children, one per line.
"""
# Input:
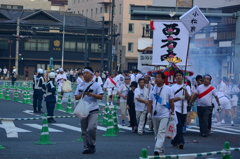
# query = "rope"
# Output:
<box><xmin>0</xmin><ymin>115</ymin><xmax>77</xmax><ymax>121</ymax></box>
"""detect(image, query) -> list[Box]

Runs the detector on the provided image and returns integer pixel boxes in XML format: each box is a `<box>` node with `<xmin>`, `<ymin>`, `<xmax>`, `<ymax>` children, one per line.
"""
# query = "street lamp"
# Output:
<box><xmin>61</xmin><ymin>8</ymin><xmax>71</xmax><ymax>68</ymax></box>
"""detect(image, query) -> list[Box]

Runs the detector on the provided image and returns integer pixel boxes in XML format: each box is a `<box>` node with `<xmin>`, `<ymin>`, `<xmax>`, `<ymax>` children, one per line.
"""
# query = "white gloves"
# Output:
<box><xmin>180</xmin><ymin>96</ymin><xmax>185</xmax><ymax>100</ymax></box>
<box><xmin>170</xmin><ymin>114</ymin><xmax>174</xmax><ymax>121</ymax></box>
<box><xmin>147</xmin><ymin>113</ymin><xmax>152</xmax><ymax>120</ymax></box>
<box><xmin>217</xmin><ymin>105</ymin><xmax>222</xmax><ymax>112</ymax></box>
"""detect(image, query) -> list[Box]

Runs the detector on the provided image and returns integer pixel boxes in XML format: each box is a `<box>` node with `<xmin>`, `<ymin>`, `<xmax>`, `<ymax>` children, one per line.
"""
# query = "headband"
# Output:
<box><xmin>84</xmin><ymin>69</ymin><xmax>94</xmax><ymax>75</ymax></box>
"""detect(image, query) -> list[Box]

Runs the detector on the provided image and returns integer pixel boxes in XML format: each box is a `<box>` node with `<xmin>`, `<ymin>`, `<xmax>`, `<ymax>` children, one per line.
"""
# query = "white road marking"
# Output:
<box><xmin>0</xmin><ymin>124</ymin><xmax>31</xmax><ymax>132</ymax></box>
<box><xmin>24</xmin><ymin>124</ymin><xmax>63</xmax><ymax>132</ymax></box>
<box><xmin>52</xmin><ymin>124</ymin><xmax>81</xmax><ymax>132</ymax></box>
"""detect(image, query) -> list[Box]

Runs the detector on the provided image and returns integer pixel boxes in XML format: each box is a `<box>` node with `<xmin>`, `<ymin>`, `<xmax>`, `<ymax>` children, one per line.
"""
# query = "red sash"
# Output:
<box><xmin>109</xmin><ymin>77</ymin><xmax>116</xmax><ymax>86</ymax></box>
<box><xmin>198</xmin><ymin>86</ymin><xmax>214</xmax><ymax>99</ymax></box>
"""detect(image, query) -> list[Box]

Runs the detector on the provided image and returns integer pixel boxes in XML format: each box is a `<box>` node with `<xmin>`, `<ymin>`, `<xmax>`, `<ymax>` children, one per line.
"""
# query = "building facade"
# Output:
<box><xmin>0</xmin><ymin>8</ymin><xmax>108</xmax><ymax>79</ymax></box>
<box><xmin>0</xmin><ymin>0</ymin><xmax>68</xmax><ymax>11</ymax></box>
<box><xmin>68</xmin><ymin>0</ymin><xmax>152</xmax><ymax>71</ymax></box>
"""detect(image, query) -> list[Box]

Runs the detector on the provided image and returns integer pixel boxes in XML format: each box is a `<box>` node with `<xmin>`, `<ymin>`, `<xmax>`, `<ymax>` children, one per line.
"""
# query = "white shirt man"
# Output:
<box><xmin>115</xmin><ymin>72</ymin><xmax>125</xmax><ymax>88</ymax></box>
<box><xmin>136</xmin><ymin>72</ymin><xmax>143</xmax><ymax>83</ymax></box>
<box><xmin>134</xmin><ymin>78</ymin><xmax>149</xmax><ymax>135</ymax></box>
<box><xmin>117</xmin><ymin>76</ymin><xmax>131</xmax><ymax>126</ymax></box>
<box><xmin>55</xmin><ymin>68</ymin><xmax>67</xmax><ymax>93</ymax></box>
<box><xmin>148</xmin><ymin>72</ymin><xmax>174</xmax><ymax>155</ymax></box>
<box><xmin>93</xmin><ymin>75</ymin><xmax>103</xmax><ymax>86</ymax></box>
<box><xmin>103</xmin><ymin>74</ymin><xmax>117</xmax><ymax>105</ymax></box>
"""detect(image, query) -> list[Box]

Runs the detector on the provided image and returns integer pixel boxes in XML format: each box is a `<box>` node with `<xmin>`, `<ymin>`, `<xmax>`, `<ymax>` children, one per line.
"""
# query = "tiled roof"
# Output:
<box><xmin>0</xmin><ymin>8</ymin><xmax>103</xmax><ymax>29</ymax></box>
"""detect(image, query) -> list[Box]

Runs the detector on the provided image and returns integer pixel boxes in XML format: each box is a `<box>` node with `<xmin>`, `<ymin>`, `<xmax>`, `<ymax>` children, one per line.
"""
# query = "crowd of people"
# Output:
<box><xmin>4</xmin><ymin>65</ymin><xmax>239</xmax><ymax>155</ymax></box>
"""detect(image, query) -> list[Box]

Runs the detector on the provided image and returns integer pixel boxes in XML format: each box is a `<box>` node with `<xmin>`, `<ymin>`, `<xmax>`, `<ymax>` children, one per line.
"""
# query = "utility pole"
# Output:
<box><xmin>15</xmin><ymin>17</ymin><xmax>20</xmax><ymax>74</ymax></box>
<box><xmin>108</xmin><ymin>0</ymin><xmax>115</xmax><ymax>73</ymax></box>
<box><xmin>84</xmin><ymin>18</ymin><xmax>88</xmax><ymax>67</ymax></box>
<box><xmin>61</xmin><ymin>11</ymin><xmax>66</xmax><ymax>68</ymax></box>
<box><xmin>101</xmin><ymin>16</ymin><xmax>104</xmax><ymax>71</ymax></box>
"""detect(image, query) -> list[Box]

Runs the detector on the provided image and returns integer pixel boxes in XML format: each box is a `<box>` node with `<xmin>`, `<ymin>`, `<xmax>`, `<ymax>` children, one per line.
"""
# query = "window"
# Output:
<box><xmin>86</xmin><ymin>9</ymin><xmax>88</xmax><ymax>16</ymax></box>
<box><xmin>100</xmin><ymin>7</ymin><xmax>102</xmax><ymax>13</ymax></box>
<box><xmin>77</xmin><ymin>42</ymin><xmax>87</xmax><ymax>52</ymax></box>
<box><xmin>64</xmin><ymin>42</ymin><xmax>76</xmax><ymax>51</ymax></box>
<box><xmin>118</xmin><ymin>23</ymin><xmax>121</xmax><ymax>34</ymax></box>
<box><xmin>91</xmin><ymin>9</ymin><xmax>93</xmax><ymax>18</ymax></box>
<box><xmin>0</xmin><ymin>38</ymin><xmax>8</xmax><ymax>49</ymax></box>
<box><xmin>24</xmin><ymin>39</ymin><xmax>49</xmax><ymax>51</ymax></box>
<box><xmin>91</xmin><ymin>43</ymin><xmax>101</xmax><ymax>53</ymax></box>
<box><xmin>146</xmin><ymin>24</ymin><xmax>150</xmax><ymax>34</ymax></box>
<box><xmin>128</xmin><ymin>23</ymin><xmax>134</xmax><ymax>33</ymax></box>
<box><xmin>82</xmin><ymin>10</ymin><xmax>84</xmax><ymax>15</ymax></box>
<box><xmin>104</xmin><ymin>5</ymin><xmax>108</xmax><ymax>13</ymax></box>
<box><xmin>119</xmin><ymin>4</ymin><xmax>122</xmax><ymax>14</ymax></box>
<box><xmin>128</xmin><ymin>43</ymin><xmax>133</xmax><ymax>52</ymax></box>
<box><xmin>96</xmin><ymin>8</ymin><xmax>98</xmax><ymax>15</ymax></box>
<box><xmin>38</xmin><ymin>39</ymin><xmax>49</xmax><ymax>51</ymax></box>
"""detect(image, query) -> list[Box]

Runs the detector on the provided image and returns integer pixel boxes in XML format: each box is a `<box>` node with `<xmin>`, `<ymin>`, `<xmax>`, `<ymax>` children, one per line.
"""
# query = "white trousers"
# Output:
<box><xmin>136</xmin><ymin>111</ymin><xmax>146</xmax><ymax>133</ymax></box>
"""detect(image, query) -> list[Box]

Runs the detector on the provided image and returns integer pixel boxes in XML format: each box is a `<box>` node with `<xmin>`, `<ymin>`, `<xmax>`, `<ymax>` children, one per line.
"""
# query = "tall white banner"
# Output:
<box><xmin>152</xmin><ymin>20</ymin><xmax>189</xmax><ymax>66</ymax></box>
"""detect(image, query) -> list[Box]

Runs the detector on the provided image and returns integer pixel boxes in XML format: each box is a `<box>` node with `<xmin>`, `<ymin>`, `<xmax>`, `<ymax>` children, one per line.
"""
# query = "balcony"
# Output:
<box><xmin>98</xmin><ymin>0</ymin><xmax>111</xmax><ymax>4</ymax></box>
<box><xmin>96</xmin><ymin>13</ymin><xmax>110</xmax><ymax>22</ymax></box>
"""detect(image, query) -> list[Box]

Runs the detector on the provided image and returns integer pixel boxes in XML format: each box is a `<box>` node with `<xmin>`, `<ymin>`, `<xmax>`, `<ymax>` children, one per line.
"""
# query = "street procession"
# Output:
<box><xmin>0</xmin><ymin>0</ymin><xmax>240</xmax><ymax>159</ymax></box>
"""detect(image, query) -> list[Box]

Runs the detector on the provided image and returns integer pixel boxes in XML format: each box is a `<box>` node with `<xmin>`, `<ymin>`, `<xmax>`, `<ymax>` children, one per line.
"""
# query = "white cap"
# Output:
<box><xmin>37</xmin><ymin>68</ymin><xmax>44</xmax><ymax>74</ymax></box>
<box><xmin>13</xmin><ymin>69</ymin><xmax>16</xmax><ymax>72</ymax></box>
<box><xmin>48</xmin><ymin>72</ymin><xmax>55</xmax><ymax>79</ymax></box>
<box><xmin>59</xmin><ymin>68</ymin><xmax>64</xmax><ymax>72</ymax></box>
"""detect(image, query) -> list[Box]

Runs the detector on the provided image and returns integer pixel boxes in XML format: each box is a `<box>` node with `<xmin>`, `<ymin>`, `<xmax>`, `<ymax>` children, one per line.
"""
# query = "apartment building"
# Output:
<box><xmin>68</xmin><ymin>0</ymin><xmax>152</xmax><ymax>71</ymax></box>
<box><xmin>0</xmin><ymin>0</ymin><xmax>68</xmax><ymax>11</ymax></box>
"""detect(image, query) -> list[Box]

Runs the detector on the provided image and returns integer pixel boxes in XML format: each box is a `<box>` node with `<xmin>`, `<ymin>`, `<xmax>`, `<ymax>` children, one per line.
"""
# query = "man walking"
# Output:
<box><xmin>189</xmin><ymin>74</ymin><xmax>221</xmax><ymax>137</ymax></box>
<box><xmin>103</xmin><ymin>73</ymin><xmax>117</xmax><ymax>106</ymax></box>
<box><xmin>147</xmin><ymin>72</ymin><xmax>174</xmax><ymax>155</ymax></box>
<box><xmin>75</xmin><ymin>67</ymin><xmax>103</xmax><ymax>154</ymax></box>
<box><xmin>171</xmin><ymin>70</ymin><xmax>191</xmax><ymax>149</ymax></box>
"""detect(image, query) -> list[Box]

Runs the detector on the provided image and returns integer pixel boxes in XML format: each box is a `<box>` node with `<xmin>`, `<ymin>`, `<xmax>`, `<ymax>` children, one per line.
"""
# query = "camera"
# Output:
<box><xmin>78</xmin><ymin>88</ymin><xmax>83</xmax><ymax>92</ymax></box>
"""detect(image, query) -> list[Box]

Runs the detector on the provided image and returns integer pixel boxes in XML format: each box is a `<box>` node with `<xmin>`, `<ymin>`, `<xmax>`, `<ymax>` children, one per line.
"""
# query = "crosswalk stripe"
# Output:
<box><xmin>0</xmin><ymin>124</ymin><xmax>30</xmax><ymax>132</ymax></box>
<box><xmin>52</xmin><ymin>124</ymin><xmax>81</xmax><ymax>132</ymax></box>
<box><xmin>212</xmin><ymin>125</ymin><xmax>240</xmax><ymax>133</ymax></box>
<box><xmin>24</xmin><ymin>124</ymin><xmax>63</xmax><ymax>132</ymax></box>
<box><xmin>190</xmin><ymin>126</ymin><xmax>239</xmax><ymax>135</ymax></box>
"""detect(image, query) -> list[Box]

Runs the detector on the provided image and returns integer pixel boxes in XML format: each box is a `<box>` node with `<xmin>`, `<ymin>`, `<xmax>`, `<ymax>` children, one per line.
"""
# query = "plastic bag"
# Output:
<box><xmin>73</xmin><ymin>97</ymin><xmax>93</xmax><ymax>118</ymax></box>
<box><xmin>62</xmin><ymin>80</ymin><xmax>72</xmax><ymax>92</ymax></box>
<box><xmin>165</xmin><ymin>119</ymin><xmax>177</xmax><ymax>139</ymax></box>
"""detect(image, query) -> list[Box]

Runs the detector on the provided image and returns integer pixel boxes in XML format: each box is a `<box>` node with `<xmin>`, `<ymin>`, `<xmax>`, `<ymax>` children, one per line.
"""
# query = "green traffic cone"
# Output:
<box><xmin>114</xmin><ymin>95</ymin><xmax>118</xmax><ymax>101</ymax></box>
<box><xmin>76</xmin><ymin>132</ymin><xmax>83</xmax><ymax>141</ymax></box>
<box><xmin>22</xmin><ymin>91</ymin><xmax>27</xmax><ymax>104</ymax></box>
<box><xmin>35</xmin><ymin>113</ymin><xmax>55</xmax><ymax>145</ymax></box>
<box><xmin>0</xmin><ymin>144</ymin><xmax>5</xmax><ymax>149</ymax></box>
<box><xmin>4</xmin><ymin>88</ymin><xmax>11</xmax><ymax>100</ymax></box>
<box><xmin>223</xmin><ymin>141</ymin><xmax>231</xmax><ymax>159</ymax></box>
<box><xmin>13</xmin><ymin>89</ymin><xmax>19</xmax><ymax>102</ymax></box>
<box><xmin>103</xmin><ymin>110</ymin><xmax>117</xmax><ymax>137</ymax></box>
<box><xmin>25</xmin><ymin>91</ymin><xmax>32</xmax><ymax>104</ymax></box>
<box><xmin>140</xmin><ymin>149</ymin><xmax>148</xmax><ymax>159</ymax></box>
<box><xmin>112</xmin><ymin>110</ymin><xmax>119</xmax><ymax>133</ymax></box>
<box><xmin>0</xmin><ymin>86</ymin><xmax>4</xmax><ymax>99</ymax></box>
<box><xmin>65</xmin><ymin>95</ymin><xmax>73</xmax><ymax>113</ymax></box>
<box><xmin>102</xmin><ymin>107</ymin><xmax>109</xmax><ymax>125</ymax></box>
<box><xmin>98</xmin><ymin>112</ymin><xmax>103</xmax><ymax>122</ymax></box>
<box><xmin>56</xmin><ymin>93</ymin><xmax>63</xmax><ymax>110</ymax></box>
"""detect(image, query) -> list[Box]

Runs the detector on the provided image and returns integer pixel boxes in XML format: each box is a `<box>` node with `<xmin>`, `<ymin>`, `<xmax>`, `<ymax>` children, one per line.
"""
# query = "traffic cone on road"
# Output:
<box><xmin>13</xmin><ymin>89</ymin><xmax>19</xmax><ymax>102</ymax></box>
<box><xmin>98</xmin><ymin>112</ymin><xmax>103</xmax><ymax>122</ymax></box>
<box><xmin>4</xmin><ymin>88</ymin><xmax>11</xmax><ymax>100</ymax></box>
<box><xmin>25</xmin><ymin>91</ymin><xmax>32</xmax><ymax>104</ymax></box>
<box><xmin>56</xmin><ymin>93</ymin><xmax>63</xmax><ymax>110</ymax></box>
<box><xmin>103</xmin><ymin>110</ymin><xmax>117</xmax><ymax>137</ymax></box>
<box><xmin>76</xmin><ymin>131</ymin><xmax>83</xmax><ymax>141</ymax></box>
<box><xmin>22</xmin><ymin>91</ymin><xmax>27</xmax><ymax>104</ymax></box>
<box><xmin>0</xmin><ymin>86</ymin><xmax>4</xmax><ymax>99</ymax></box>
<box><xmin>112</xmin><ymin>108</ymin><xmax>119</xmax><ymax>133</ymax></box>
<box><xmin>35</xmin><ymin>113</ymin><xmax>55</xmax><ymax>145</ymax></box>
<box><xmin>102</xmin><ymin>107</ymin><xmax>109</xmax><ymax>125</ymax></box>
<box><xmin>65</xmin><ymin>95</ymin><xmax>73</xmax><ymax>113</ymax></box>
<box><xmin>0</xmin><ymin>144</ymin><xmax>5</xmax><ymax>149</ymax></box>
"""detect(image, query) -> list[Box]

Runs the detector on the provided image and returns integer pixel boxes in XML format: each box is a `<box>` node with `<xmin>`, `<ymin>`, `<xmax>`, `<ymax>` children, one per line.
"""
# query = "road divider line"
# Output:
<box><xmin>24</xmin><ymin>124</ymin><xmax>63</xmax><ymax>132</ymax></box>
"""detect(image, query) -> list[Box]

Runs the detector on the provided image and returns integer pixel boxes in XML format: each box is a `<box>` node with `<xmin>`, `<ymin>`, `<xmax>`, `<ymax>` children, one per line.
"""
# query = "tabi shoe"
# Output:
<box><xmin>121</xmin><ymin>120</ymin><xmax>125</xmax><ymax>126</ymax></box>
<box><xmin>214</xmin><ymin>122</ymin><xmax>221</xmax><ymax>126</ymax></box>
<box><xmin>221</xmin><ymin>120</ymin><xmax>225</xmax><ymax>124</ymax></box>
<box><xmin>231</xmin><ymin>121</ymin><xmax>234</xmax><ymax>126</ymax></box>
<box><xmin>82</xmin><ymin>149</ymin><xmax>92</xmax><ymax>154</ymax></box>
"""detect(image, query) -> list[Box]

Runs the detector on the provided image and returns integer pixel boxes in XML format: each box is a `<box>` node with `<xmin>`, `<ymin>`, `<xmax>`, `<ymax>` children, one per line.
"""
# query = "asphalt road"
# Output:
<box><xmin>0</xmin><ymin>83</ymin><xmax>240</xmax><ymax>159</ymax></box>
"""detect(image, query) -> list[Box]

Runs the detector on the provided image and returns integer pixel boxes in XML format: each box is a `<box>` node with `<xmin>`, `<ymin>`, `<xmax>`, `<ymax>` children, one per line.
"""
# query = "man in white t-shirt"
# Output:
<box><xmin>55</xmin><ymin>68</ymin><xmax>67</xmax><ymax>96</ymax></box>
<box><xmin>103</xmin><ymin>73</ymin><xmax>117</xmax><ymax>106</ymax></box>
<box><xmin>134</xmin><ymin>78</ymin><xmax>149</xmax><ymax>135</ymax></box>
<box><xmin>117</xmin><ymin>76</ymin><xmax>130</xmax><ymax>126</ymax></box>
<box><xmin>147</xmin><ymin>72</ymin><xmax>174</xmax><ymax>155</ymax></box>
<box><xmin>115</xmin><ymin>71</ymin><xmax>125</xmax><ymax>88</ymax></box>
<box><xmin>136</xmin><ymin>71</ymin><xmax>143</xmax><ymax>83</ymax></box>
<box><xmin>171</xmin><ymin>70</ymin><xmax>191</xmax><ymax>149</ymax></box>
<box><xmin>130</xmin><ymin>69</ymin><xmax>138</xmax><ymax>83</ymax></box>
<box><xmin>189</xmin><ymin>74</ymin><xmax>221</xmax><ymax>137</ymax></box>
<box><xmin>93</xmin><ymin>71</ymin><xmax>103</xmax><ymax>86</ymax></box>
<box><xmin>3</xmin><ymin>67</ymin><xmax>7</xmax><ymax>80</ymax></box>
